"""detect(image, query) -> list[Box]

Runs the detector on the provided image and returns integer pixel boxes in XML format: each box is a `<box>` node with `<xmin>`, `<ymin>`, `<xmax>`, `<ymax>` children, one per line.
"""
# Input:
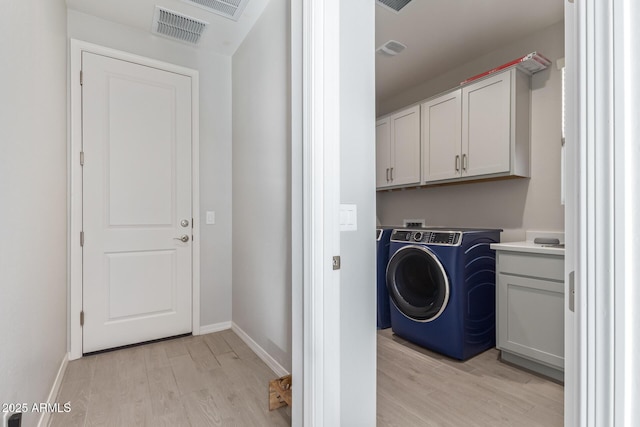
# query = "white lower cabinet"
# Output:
<box><xmin>495</xmin><ymin>250</ymin><xmax>565</xmax><ymax>382</ymax></box>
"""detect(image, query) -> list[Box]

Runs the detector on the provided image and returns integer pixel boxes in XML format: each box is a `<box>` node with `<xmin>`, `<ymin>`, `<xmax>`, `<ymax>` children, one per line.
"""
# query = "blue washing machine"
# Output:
<box><xmin>386</xmin><ymin>227</ymin><xmax>501</xmax><ymax>360</ymax></box>
<box><xmin>376</xmin><ymin>228</ymin><xmax>393</xmax><ymax>329</ymax></box>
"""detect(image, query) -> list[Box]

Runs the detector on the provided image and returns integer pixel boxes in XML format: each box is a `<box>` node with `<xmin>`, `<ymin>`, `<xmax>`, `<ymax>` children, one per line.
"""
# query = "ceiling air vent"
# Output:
<box><xmin>182</xmin><ymin>0</ymin><xmax>249</xmax><ymax>21</ymax></box>
<box><xmin>152</xmin><ymin>7</ymin><xmax>208</xmax><ymax>45</ymax></box>
<box><xmin>376</xmin><ymin>40</ymin><xmax>407</xmax><ymax>56</ymax></box>
<box><xmin>376</xmin><ymin>0</ymin><xmax>413</xmax><ymax>13</ymax></box>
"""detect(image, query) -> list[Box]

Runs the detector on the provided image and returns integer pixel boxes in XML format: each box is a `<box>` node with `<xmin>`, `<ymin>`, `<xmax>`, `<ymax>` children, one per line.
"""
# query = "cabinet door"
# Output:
<box><xmin>376</xmin><ymin>118</ymin><xmax>392</xmax><ymax>188</ymax></box>
<box><xmin>462</xmin><ymin>71</ymin><xmax>512</xmax><ymax>177</ymax></box>
<box><xmin>422</xmin><ymin>90</ymin><xmax>462</xmax><ymax>182</ymax></box>
<box><xmin>390</xmin><ymin>105</ymin><xmax>420</xmax><ymax>186</ymax></box>
<box><xmin>497</xmin><ymin>273</ymin><xmax>564</xmax><ymax>369</ymax></box>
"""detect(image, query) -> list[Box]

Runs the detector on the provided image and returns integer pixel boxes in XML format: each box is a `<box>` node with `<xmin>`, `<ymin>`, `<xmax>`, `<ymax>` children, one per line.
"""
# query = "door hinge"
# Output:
<box><xmin>80</xmin><ymin>231</ymin><xmax>84</xmax><ymax>247</ymax></box>
<box><xmin>80</xmin><ymin>311</ymin><xmax>84</xmax><ymax>326</ymax></box>
<box><xmin>332</xmin><ymin>256</ymin><xmax>341</xmax><ymax>270</ymax></box>
<box><xmin>80</xmin><ymin>151</ymin><xmax>84</xmax><ymax>166</ymax></box>
<box><xmin>80</xmin><ymin>70</ymin><xmax>83</xmax><ymax>86</ymax></box>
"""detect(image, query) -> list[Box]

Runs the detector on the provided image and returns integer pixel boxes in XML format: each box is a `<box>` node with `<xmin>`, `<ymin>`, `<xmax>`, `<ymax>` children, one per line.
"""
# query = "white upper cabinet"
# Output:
<box><xmin>463</xmin><ymin>70</ymin><xmax>514</xmax><ymax>177</ymax></box>
<box><xmin>420</xmin><ymin>68</ymin><xmax>531</xmax><ymax>185</ymax></box>
<box><xmin>421</xmin><ymin>90</ymin><xmax>462</xmax><ymax>182</ymax></box>
<box><xmin>376</xmin><ymin>118</ymin><xmax>392</xmax><ymax>188</ymax></box>
<box><xmin>376</xmin><ymin>105</ymin><xmax>421</xmax><ymax>189</ymax></box>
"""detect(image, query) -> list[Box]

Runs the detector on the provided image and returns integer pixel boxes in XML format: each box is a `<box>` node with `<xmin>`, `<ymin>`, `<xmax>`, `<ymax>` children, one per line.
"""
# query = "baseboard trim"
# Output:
<box><xmin>38</xmin><ymin>352</ymin><xmax>69</xmax><ymax>427</ymax></box>
<box><xmin>198</xmin><ymin>321</ymin><xmax>232</xmax><ymax>335</ymax></box>
<box><xmin>231</xmin><ymin>322</ymin><xmax>290</xmax><ymax>378</ymax></box>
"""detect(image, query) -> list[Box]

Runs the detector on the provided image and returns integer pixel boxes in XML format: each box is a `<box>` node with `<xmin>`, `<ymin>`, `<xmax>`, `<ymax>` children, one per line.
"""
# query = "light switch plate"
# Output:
<box><xmin>339</xmin><ymin>204</ymin><xmax>357</xmax><ymax>231</ymax></box>
<box><xmin>206</xmin><ymin>211</ymin><xmax>215</xmax><ymax>225</ymax></box>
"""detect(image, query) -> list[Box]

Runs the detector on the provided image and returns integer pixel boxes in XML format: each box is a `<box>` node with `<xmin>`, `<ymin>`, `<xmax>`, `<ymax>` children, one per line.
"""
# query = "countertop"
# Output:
<box><xmin>490</xmin><ymin>240</ymin><xmax>565</xmax><ymax>256</ymax></box>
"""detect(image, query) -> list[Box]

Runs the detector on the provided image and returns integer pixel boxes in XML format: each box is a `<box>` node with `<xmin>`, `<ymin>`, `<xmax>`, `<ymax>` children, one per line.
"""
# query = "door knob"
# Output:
<box><xmin>174</xmin><ymin>234</ymin><xmax>190</xmax><ymax>243</ymax></box>
<box><xmin>180</xmin><ymin>219</ymin><xmax>190</xmax><ymax>227</ymax></box>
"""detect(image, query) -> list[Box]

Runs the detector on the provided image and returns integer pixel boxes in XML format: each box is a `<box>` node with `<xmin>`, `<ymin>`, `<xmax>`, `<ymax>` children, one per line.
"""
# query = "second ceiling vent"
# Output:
<box><xmin>376</xmin><ymin>40</ymin><xmax>407</xmax><ymax>56</ymax></box>
<box><xmin>182</xmin><ymin>0</ymin><xmax>249</xmax><ymax>21</ymax></box>
<box><xmin>377</xmin><ymin>0</ymin><xmax>413</xmax><ymax>13</ymax></box>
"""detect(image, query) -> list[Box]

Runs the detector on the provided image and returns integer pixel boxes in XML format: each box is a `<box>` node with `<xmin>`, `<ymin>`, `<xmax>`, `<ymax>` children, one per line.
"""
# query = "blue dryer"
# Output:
<box><xmin>386</xmin><ymin>228</ymin><xmax>501</xmax><ymax>360</ymax></box>
<box><xmin>376</xmin><ymin>228</ymin><xmax>393</xmax><ymax>329</ymax></box>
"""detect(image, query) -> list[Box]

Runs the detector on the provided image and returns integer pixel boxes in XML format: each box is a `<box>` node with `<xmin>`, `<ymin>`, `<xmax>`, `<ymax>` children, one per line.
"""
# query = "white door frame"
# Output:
<box><xmin>295</xmin><ymin>0</ymin><xmax>640</xmax><ymax>424</ymax></box>
<box><xmin>292</xmin><ymin>0</ymin><xmax>342</xmax><ymax>425</ymax></box>
<box><xmin>290</xmin><ymin>0</ymin><xmax>303</xmax><ymax>425</ymax></box>
<box><xmin>68</xmin><ymin>39</ymin><xmax>201</xmax><ymax>360</ymax></box>
<box><xmin>568</xmin><ymin>0</ymin><xmax>640</xmax><ymax>425</ymax></box>
<box><xmin>563</xmin><ymin>0</ymin><xmax>579</xmax><ymax>424</ymax></box>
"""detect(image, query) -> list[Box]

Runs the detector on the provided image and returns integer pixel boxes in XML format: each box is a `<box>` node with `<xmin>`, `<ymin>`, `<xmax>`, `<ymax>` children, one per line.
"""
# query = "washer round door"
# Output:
<box><xmin>386</xmin><ymin>245</ymin><xmax>450</xmax><ymax>322</ymax></box>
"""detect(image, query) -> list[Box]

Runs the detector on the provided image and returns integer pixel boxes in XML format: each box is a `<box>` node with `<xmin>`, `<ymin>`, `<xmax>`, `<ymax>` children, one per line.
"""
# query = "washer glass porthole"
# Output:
<box><xmin>386</xmin><ymin>246</ymin><xmax>449</xmax><ymax>322</ymax></box>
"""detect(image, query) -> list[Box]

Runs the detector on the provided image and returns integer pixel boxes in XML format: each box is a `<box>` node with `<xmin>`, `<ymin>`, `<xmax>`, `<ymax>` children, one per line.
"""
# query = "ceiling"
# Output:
<box><xmin>375</xmin><ymin>0</ymin><xmax>564</xmax><ymax>102</ymax></box>
<box><xmin>66</xmin><ymin>0</ymin><xmax>270</xmax><ymax>55</ymax></box>
<box><xmin>66</xmin><ymin>0</ymin><xmax>563</xmax><ymax>98</ymax></box>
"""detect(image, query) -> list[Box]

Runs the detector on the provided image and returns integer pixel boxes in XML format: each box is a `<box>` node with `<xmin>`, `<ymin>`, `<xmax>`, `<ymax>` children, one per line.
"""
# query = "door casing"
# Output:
<box><xmin>68</xmin><ymin>39</ymin><xmax>201</xmax><ymax>360</ymax></box>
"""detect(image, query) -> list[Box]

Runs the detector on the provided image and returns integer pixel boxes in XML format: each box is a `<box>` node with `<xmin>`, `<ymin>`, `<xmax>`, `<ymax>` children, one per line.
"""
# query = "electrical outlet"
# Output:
<box><xmin>403</xmin><ymin>219</ymin><xmax>425</xmax><ymax>228</ymax></box>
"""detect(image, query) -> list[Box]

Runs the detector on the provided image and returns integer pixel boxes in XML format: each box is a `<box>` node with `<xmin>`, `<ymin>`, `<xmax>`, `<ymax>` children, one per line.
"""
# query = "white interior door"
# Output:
<box><xmin>81</xmin><ymin>52</ymin><xmax>193</xmax><ymax>353</ymax></box>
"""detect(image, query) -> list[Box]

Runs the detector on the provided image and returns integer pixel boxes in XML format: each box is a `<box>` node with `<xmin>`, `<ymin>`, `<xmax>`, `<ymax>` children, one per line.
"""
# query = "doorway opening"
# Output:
<box><xmin>374</xmin><ymin>1</ymin><xmax>566</xmax><ymax>424</ymax></box>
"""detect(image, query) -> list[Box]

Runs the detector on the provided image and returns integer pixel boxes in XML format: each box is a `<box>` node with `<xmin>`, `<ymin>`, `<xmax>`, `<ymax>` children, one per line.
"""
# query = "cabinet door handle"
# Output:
<box><xmin>455</xmin><ymin>155</ymin><xmax>460</xmax><ymax>172</ymax></box>
<box><xmin>390</xmin><ymin>167</ymin><xmax>394</xmax><ymax>181</ymax></box>
<box><xmin>386</xmin><ymin>168</ymin><xmax>390</xmax><ymax>182</ymax></box>
<box><xmin>462</xmin><ymin>154</ymin><xmax>467</xmax><ymax>171</ymax></box>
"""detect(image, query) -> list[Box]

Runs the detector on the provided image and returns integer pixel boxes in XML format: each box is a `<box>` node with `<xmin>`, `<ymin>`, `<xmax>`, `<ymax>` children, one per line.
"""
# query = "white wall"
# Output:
<box><xmin>377</xmin><ymin>21</ymin><xmax>565</xmax><ymax>242</ymax></box>
<box><xmin>231</xmin><ymin>0</ymin><xmax>291</xmax><ymax>371</ymax></box>
<box><xmin>67</xmin><ymin>9</ymin><xmax>233</xmax><ymax>327</ymax></box>
<box><xmin>339</xmin><ymin>0</ymin><xmax>377</xmax><ymax>425</ymax></box>
<box><xmin>0</xmin><ymin>0</ymin><xmax>68</xmax><ymax>425</ymax></box>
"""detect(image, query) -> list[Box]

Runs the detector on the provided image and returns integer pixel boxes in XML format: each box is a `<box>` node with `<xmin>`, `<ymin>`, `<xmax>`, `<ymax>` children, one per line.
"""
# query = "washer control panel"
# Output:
<box><xmin>391</xmin><ymin>229</ymin><xmax>462</xmax><ymax>246</ymax></box>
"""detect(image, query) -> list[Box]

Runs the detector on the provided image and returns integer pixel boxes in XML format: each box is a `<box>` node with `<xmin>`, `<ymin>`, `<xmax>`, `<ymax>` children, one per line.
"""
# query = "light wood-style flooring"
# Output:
<box><xmin>50</xmin><ymin>329</ymin><xmax>563</xmax><ymax>426</ymax></box>
<box><xmin>376</xmin><ymin>328</ymin><xmax>564</xmax><ymax>427</ymax></box>
<box><xmin>49</xmin><ymin>330</ymin><xmax>290</xmax><ymax>426</ymax></box>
